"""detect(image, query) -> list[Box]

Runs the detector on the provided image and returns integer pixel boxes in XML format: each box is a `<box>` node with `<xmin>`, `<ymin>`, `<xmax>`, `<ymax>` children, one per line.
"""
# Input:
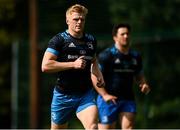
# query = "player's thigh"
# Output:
<box><xmin>51</xmin><ymin>88</ymin><xmax>77</xmax><ymax>127</ymax></box>
<box><xmin>97</xmin><ymin>95</ymin><xmax>119</xmax><ymax>125</ymax></box>
<box><xmin>76</xmin><ymin>89</ymin><xmax>98</xmax><ymax>128</ymax></box>
<box><xmin>119</xmin><ymin>112</ymin><xmax>135</xmax><ymax>129</ymax></box>
<box><xmin>76</xmin><ymin>105</ymin><xmax>98</xmax><ymax>129</ymax></box>
<box><xmin>98</xmin><ymin>122</ymin><xmax>116</xmax><ymax>129</ymax></box>
<box><xmin>51</xmin><ymin>122</ymin><xmax>68</xmax><ymax>129</ymax></box>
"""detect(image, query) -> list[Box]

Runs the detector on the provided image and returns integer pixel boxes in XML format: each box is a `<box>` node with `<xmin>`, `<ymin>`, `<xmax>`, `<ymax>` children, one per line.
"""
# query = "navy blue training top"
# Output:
<box><xmin>98</xmin><ymin>45</ymin><xmax>142</xmax><ymax>100</ymax></box>
<box><xmin>46</xmin><ymin>30</ymin><xmax>97</xmax><ymax>94</ymax></box>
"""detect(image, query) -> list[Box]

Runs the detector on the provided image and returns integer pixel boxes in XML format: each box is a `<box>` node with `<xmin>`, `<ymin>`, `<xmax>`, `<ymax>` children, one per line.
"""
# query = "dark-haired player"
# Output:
<box><xmin>94</xmin><ymin>23</ymin><xmax>150</xmax><ymax>129</ymax></box>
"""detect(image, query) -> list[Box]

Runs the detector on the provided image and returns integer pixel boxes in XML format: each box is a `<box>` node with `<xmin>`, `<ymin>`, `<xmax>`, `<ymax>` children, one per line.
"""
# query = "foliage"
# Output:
<box><xmin>107</xmin><ymin>0</ymin><xmax>180</xmax><ymax>33</ymax></box>
<box><xmin>141</xmin><ymin>0</ymin><xmax>180</xmax><ymax>30</ymax></box>
<box><xmin>134</xmin><ymin>40</ymin><xmax>180</xmax><ymax>128</ymax></box>
<box><xmin>0</xmin><ymin>0</ymin><xmax>15</xmax><ymax>45</ymax></box>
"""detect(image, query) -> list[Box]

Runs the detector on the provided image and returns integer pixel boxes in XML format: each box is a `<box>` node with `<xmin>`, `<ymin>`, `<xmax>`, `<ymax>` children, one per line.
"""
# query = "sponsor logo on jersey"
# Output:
<box><xmin>68</xmin><ymin>42</ymin><xmax>76</xmax><ymax>47</ymax></box>
<box><xmin>84</xmin><ymin>56</ymin><xmax>93</xmax><ymax>60</ymax></box>
<box><xmin>68</xmin><ymin>55</ymin><xmax>93</xmax><ymax>60</ymax></box>
<box><xmin>114</xmin><ymin>69</ymin><xmax>134</xmax><ymax>72</ymax></box>
<box><xmin>68</xmin><ymin>55</ymin><xmax>78</xmax><ymax>59</ymax></box>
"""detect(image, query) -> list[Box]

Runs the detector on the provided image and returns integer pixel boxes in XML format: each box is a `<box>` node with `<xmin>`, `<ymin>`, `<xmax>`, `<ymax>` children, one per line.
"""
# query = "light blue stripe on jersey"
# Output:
<box><xmin>46</xmin><ymin>48</ymin><xmax>59</xmax><ymax>56</ymax></box>
<box><xmin>98</xmin><ymin>63</ymin><xmax>103</xmax><ymax>71</ymax></box>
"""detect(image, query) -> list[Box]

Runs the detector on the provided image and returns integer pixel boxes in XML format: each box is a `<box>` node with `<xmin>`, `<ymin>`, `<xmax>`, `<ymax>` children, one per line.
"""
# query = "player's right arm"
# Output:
<box><xmin>41</xmin><ymin>34</ymin><xmax>86</xmax><ymax>73</ymax></box>
<box><xmin>41</xmin><ymin>52</ymin><xmax>86</xmax><ymax>73</ymax></box>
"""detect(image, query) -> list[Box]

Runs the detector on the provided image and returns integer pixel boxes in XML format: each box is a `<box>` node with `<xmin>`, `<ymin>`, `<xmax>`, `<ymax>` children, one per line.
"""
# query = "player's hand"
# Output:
<box><xmin>102</xmin><ymin>94</ymin><xmax>117</xmax><ymax>104</ymax></box>
<box><xmin>140</xmin><ymin>83</ymin><xmax>150</xmax><ymax>95</ymax></box>
<box><xmin>73</xmin><ymin>56</ymin><xmax>86</xmax><ymax>69</ymax></box>
<box><xmin>96</xmin><ymin>77</ymin><xmax>105</xmax><ymax>88</ymax></box>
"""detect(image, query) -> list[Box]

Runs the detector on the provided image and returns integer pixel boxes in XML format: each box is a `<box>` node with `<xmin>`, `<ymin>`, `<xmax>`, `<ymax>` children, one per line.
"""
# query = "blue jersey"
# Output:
<box><xmin>46</xmin><ymin>30</ymin><xmax>97</xmax><ymax>94</ymax></box>
<box><xmin>98</xmin><ymin>45</ymin><xmax>142</xmax><ymax>100</ymax></box>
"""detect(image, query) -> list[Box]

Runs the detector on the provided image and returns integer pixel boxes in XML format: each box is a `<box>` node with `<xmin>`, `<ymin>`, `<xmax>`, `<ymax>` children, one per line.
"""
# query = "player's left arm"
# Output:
<box><xmin>91</xmin><ymin>57</ymin><xmax>105</xmax><ymax>88</ymax></box>
<box><xmin>134</xmin><ymin>52</ymin><xmax>150</xmax><ymax>94</ymax></box>
<box><xmin>135</xmin><ymin>73</ymin><xmax>151</xmax><ymax>95</ymax></box>
<box><xmin>91</xmin><ymin>57</ymin><xmax>117</xmax><ymax>104</ymax></box>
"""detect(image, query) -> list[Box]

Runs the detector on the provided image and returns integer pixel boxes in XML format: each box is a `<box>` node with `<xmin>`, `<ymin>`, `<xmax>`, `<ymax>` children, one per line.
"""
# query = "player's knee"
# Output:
<box><xmin>122</xmin><ymin>122</ymin><xmax>134</xmax><ymax>129</ymax></box>
<box><xmin>90</xmin><ymin>123</ymin><xmax>98</xmax><ymax>129</ymax></box>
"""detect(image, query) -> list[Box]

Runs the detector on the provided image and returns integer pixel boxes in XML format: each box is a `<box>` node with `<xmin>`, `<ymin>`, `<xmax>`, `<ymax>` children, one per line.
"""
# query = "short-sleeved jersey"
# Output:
<box><xmin>46</xmin><ymin>30</ymin><xmax>97</xmax><ymax>94</ymax></box>
<box><xmin>98</xmin><ymin>45</ymin><xmax>142</xmax><ymax>100</ymax></box>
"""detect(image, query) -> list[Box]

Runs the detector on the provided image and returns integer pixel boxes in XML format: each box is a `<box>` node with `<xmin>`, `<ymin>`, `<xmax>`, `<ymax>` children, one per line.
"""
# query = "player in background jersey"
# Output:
<box><xmin>92</xmin><ymin>23</ymin><xmax>151</xmax><ymax>129</ymax></box>
<box><xmin>41</xmin><ymin>4</ymin><xmax>116</xmax><ymax>129</ymax></box>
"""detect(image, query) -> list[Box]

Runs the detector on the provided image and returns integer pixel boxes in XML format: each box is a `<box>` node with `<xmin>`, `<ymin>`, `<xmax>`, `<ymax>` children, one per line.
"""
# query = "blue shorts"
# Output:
<box><xmin>97</xmin><ymin>95</ymin><xmax>136</xmax><ymax>124</ymax></box>
<box><xmin>51</xmin><ymin>87</ymin><xmax>97</xmax><ymax>125</ymax></box>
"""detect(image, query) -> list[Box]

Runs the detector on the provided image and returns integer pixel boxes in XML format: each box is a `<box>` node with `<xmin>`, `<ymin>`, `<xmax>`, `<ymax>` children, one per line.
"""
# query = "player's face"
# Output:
<box><xmin>114</xmin><ymin>27</ymin><xmax>130</xmax><ymax>47</ymax></box>
<box><xmin>66</xmin><ymin>12</ymin><xmax>85</xmax><ymax>35</ymax></box>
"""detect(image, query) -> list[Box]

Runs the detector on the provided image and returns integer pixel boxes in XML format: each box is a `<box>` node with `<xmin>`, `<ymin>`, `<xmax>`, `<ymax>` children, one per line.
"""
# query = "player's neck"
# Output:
<box><xmin>115</xmin><ymin>44</ymin><xmax>129</xmax><ymax>54</ymax></box>
<box><xmin>68</xmin><ymin>29</ymin><xmax>83</xmax><ymax>39</ymax></box>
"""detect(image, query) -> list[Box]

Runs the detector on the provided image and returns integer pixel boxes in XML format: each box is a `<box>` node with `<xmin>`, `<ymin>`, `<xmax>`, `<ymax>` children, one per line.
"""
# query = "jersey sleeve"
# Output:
<box><xmin>135</xmin><ymin>52</ymin><xmax>143</xmax><ymax>75</ymax></box>
<box><xmin>46</xmin><ymin>34</ymin><xmax>64</xmax><ymax>56</ymax></box>
<box><xmin>93</xmin><ymin>37</ymin><xmax>97</xmax><ymax>52</ymax></box>
<box><xmin>92</xmin><ymin>38</ymin><xmax>98</xmax><ymax>59</ymax></box>
<box><xmin>98</xmin><ymin>49</ymin><xmax>111</xmax><ymax>73</ymax></box>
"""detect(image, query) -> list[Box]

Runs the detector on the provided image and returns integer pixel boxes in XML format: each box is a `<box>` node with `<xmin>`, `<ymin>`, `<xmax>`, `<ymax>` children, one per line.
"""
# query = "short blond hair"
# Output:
<box><xmin>66</xmin><ymin>4</ymin><xmax>88</xmax><ymax>18</ymax></box>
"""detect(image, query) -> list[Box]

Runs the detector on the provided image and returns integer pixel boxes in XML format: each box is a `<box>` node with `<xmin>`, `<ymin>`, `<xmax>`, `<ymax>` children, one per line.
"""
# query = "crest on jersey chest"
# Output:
<box><xmin>87</xmin><ymin>42</ymin><xmax>94</xmax><ymax>50</ymax></box>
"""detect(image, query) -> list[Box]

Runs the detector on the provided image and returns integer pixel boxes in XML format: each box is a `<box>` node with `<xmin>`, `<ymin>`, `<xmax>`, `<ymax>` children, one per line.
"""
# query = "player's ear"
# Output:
<box><xmin>66</xmin><ymin>16</ymin><xmax>70</xmax><ymax>25</ymax></box>
<box><xmin>113</xmin><ymin>36</ymin><xmax>116</xmax><ymax>41</ymax></box>
<box><xmin>66</xmin><ymin>19</ymin><xmax>69</xmax><ymax>24</ymax></box>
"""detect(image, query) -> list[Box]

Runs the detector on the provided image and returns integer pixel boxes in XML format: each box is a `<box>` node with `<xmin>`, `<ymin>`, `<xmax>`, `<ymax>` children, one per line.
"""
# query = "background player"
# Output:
<box><xmin>93</xmin><ymin>23</ymin><xmax>151</xmax><ymax>129</ymax></box>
